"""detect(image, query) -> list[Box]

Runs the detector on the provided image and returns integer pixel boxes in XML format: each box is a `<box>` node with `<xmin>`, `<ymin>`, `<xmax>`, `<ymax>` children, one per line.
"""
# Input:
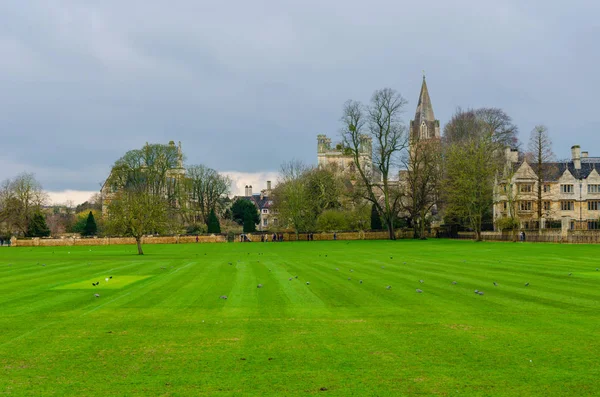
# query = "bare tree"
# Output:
<box><xmin>527</xmin><ymin>125</ymin><xmax>555</xmax><ymax>229</ymax></box>
<box><xmin>401</xmin><ymin>138</ymin><xmax>442</xmax><ymax>239</ymax></box>
<box><xmin>0</xmin><ymin>173</ymin><xmax>48</xmax><ymax>236</ymax></box>
<box><xmin>340</xmin><ymin>88</ymin><xmax>409</xmax><ymax>240</ymax></box>
<box><xmin>185</xmin><ymin>165</ymin><xmax>231</xmax><ymax>226</ymax></box>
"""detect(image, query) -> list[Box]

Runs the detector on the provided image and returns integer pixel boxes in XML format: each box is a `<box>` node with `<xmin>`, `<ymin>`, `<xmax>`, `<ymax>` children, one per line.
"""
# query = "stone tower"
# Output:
<box><xmin>410</xmin><ymin>75</ymin><xmax>440</xmax><ymax>142</ymax></box>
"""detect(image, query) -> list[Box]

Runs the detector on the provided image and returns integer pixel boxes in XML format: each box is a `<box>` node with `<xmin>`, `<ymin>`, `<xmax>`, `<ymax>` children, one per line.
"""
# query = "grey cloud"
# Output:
<box><xmin>1</xmin><ymin>0</ymin><xmax>599</xmax><ymax>191</ymax></box>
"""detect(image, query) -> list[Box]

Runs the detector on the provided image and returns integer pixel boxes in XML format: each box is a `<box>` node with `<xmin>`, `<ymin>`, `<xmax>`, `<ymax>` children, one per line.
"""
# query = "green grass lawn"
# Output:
<box><xmin>1</xmin><ymin>240</ymin><xmax>599</xmax><ymax>396</ymax></box>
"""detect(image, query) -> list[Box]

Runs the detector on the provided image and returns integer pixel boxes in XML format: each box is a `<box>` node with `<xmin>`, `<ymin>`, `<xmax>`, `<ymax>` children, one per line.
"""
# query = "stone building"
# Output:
<box><xmin>236</xmin><ymin>181</ymin><xmax>278</xmax><ymax>231</ymax></box>
<box><xmin>494</xmin><ymin>145</ymin><xmax>600</xmax><ymax>230</ymax></box>
<box><xmin>317</xmin><ymin>134</ymin><xmax>375</xmax><ymax>180</ymax></box>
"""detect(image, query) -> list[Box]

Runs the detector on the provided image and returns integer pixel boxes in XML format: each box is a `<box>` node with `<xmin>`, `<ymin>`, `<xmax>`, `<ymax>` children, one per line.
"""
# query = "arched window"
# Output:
<box><xmin>420</xmin><ymin>122</ymin><xmax>428</xmax><ymax>139</ymax></box>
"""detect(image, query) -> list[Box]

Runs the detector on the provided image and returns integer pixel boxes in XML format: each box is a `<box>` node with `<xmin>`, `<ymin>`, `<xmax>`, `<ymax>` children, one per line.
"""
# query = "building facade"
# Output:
<box><xmin>236</xmin><ymin>181</ymin><xmax>278</xmax><ymax>231</ymax></box>
<box><xmin>494</xmin><ymin>145</ymin><xmax>600</xmax><ymax>230</ymax></box>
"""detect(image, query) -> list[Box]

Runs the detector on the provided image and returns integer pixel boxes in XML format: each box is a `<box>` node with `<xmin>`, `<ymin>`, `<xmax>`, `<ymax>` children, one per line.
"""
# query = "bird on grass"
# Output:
<box><xmin>416</xmin><ymin>289</ymin><xmax>423</xmax><ymax>293</ymax></box>
<box><xmin>477</xmin><ymin>291</ymin><xmax>484</xmax><ymax>296</ymax></box>
<box><xmin>220</xmin><ymin>295</ymin><xmax>228</xmax><ymax>300</ymax></box>
<box><xmin>295</xmin><ymin>276</ymin><xmax>298</xmax><ymax>279</ymax></box>
<box><xmin>289</xmin><ymin>278</ymin><xmax>292</xmax><ymax>281</ymax></box>
<box><xmin>257</xmin><ymin>284</ymin><xmax>263</xmax><ymax>288</ymax></box>
<box><xmin>386</xmin><ymin>285</ymin><xmax>391</xmax><ymax>290</ymax></box>
<box><xmin>94</xmin><ymin>294</ymin><xmax>100</xmax><ymax>298</ymax></box>
<box><xmin>452</xmin><ymin>281</ymin><xmax>457</xmax><ymax>285</ymax></box>
<box><xmin>109</xmin><ymin>276</ymin><xmax>112</xmax><ymax>279</ymax></box>
<box><xmin>569</xmin><ymin>273</ymin><xmax>572</xmax><ymax>276</ymax></box>
<box><xmin>525</xmin><ymin>283</ymin><xmax>530</xmax><ymax>287</ymax></box>
<box><xmin>493</xmin><ymin>282</ymin><xmax>498</xmax><ymax>287</ymax></box>
<box><xmin>350</xmin><ymin>269</ymin><xmax>354</xmax><ymax>272</ymax></box>
<box><xmin>419</xmin><ymin>280</ymin><xmax>424</xmax><ymax>284</ymax></box>
<box><xmin>474</xmin><ymin>290</ymin><xmax>479</xmax><ymax>294</ymax></box>
<box><xmin>306</xmin><ymin>282</ymin><xmax>310</xmax><ymax>285</ymax></box>
<box><xmin>359</xmin><ymin>280</ymin><xmax>363</xmax><ymax>284</ymax></box>
<box><xmin>390</xmin><ymin>257</ymin><xmax>393</xmax><ymax>260</ymax></box>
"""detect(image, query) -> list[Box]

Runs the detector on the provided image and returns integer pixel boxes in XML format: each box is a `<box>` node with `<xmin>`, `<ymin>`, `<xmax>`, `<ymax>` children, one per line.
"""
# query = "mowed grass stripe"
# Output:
<box><xmin>1</xmin><ymin>240</ymin><xmax>600</xmax><ymax>396</ymax></box>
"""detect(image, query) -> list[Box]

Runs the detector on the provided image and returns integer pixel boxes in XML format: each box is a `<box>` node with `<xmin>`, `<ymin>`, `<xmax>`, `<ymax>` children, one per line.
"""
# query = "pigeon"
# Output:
<box><xmin>390</xmin><ymin>257</ymin><xmax>393</xmax><ymax>259</ymax></box>
<box><xmin>295</xmin><ymin>276</ymin><xmax>298</xmax><ymax>279</ymax></box>
<box><xmin>477</xmin><ymin>291</ymin><xmax>484</xmax><ymax>295</ymax></box>
<box><xmin>416</xmin><ymin>289</ymin><xmax>423</xmax><ymax>293</ymax></box>
<box><xmin>386</xmin><ymin>285</ymin><xmax>391</xmax><ymax>290</ymax></box>
<box><xmin>289</xmin><ymin>278</ymin><xmax>293</xmax><ymax>281</ymax></box>
<box><xmin>419</xmin><ymin>280</ymin><xmax>424</xmax><ymax>284</ymax></box>
<box><xmin>220</xmin><ymin>295</ymin><xmax>228</xmax><ymax>300</ymax></box>
<box><xmin>109</xmin><ymin>276</ymin><xmax>112</xmax><ymax>279</ymax></box>
<box><xmin>257</xmin><ymin>284</ymin><xmax>263</xmax><ymax>288</ymax></box>
<box><xmin>94</xmin><ymin>294</ymin><xmax>100</xmax><ymax>298</ymax></box>
<box><xmin>359</xmin><ymin>280</ymin><xmax>363</xmax><ymax>284</ymax></box>
<box><xmin>474</xmin><ymin>290</ymin><xmax>479</xmax><ymax>293</ymax></box>
<box><xmin>525</xmin><ymin>283</ymin><xmax>529</xmax><ymax>287</ymax></box>
<box><xmin>493</xmin><ymin>282</ymin><xmax>498</xmax><ymax>287</ymax></box>
<box><xmin>92</xmin><ymin>283</ymin><xmax>95</xmax><ymax>287</ymax></box>
<box><xmin>306</xmin><ymin>282</ymin><xmax>310</xmax><ymax>285</ymax></box>
<box><xmin>452</xmin><ymin>281</ymin><xmax>457</xmax><ymax>285</ymax></box>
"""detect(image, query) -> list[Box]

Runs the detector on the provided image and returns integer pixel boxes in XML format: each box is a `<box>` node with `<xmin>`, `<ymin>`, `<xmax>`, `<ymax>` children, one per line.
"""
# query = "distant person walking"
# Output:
<box><xmin>333</xmin><ymin>232</ymin><xmax>337</xmax><ymax>241</ymax></box>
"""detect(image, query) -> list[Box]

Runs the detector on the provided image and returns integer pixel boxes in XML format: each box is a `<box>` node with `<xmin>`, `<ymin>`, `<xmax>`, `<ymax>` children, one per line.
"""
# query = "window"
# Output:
<box><xmin>262</xmin><ymin>219</ymin><xmax>268</xmax><ymax>226</ymax></box>
<box><xmin>588</xmin><ymin>201</ymin><xmax>600</xmax><ymax>211</ymax></box>
<box><xmin>502</xmin><ymin>202</ymin><xmax>507</xmax><ymax>210</ymax></box>
<box><xmin>588</xmin><ymin>185</ymin><xmax>600</xmax><ymax>194</ymax></box>
<box><xmin>519</xmin><ymin>201</ymin><xmax>533</xmax><ymax>211</ymax></box>
<box><xmin>273</xmin><ymin>218</ymin><xmax>278</xmax><ymax>226</ymax></box>
<box><xmin>262</xmin><ymin>209</ymin><xmax>268</xmax><ymax>214</ymax></box>
<box><xmin>543</xmin><ymin>184</ymin><xmax>551</xmax><ymax>193</ymax></box>
<box><xmin>561</xmin><ymin>184</ymin><xmax>574</xmax><ymax>193</ymax></box>
<box><xmin>561</xmin><ymin>201</ymin><xmax>574</xmax><ymax>211</ymax></box>
<box><xmin>589</xmin><ymin>221</ymin><xmax>600</xmax><ymax>230</ymax></box>
<box><xmin>543</xmin><ymin>201</ymin><xmax>551</xmax><ymax>211</ymax></box>
<box><xmin>519</xmin><ymin>184</ymin><xmax>533</xmax><ymax>193</ymax></box>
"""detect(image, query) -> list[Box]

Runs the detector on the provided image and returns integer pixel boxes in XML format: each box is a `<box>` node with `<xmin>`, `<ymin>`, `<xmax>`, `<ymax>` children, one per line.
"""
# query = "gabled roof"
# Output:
<box><xmin>529</xmin><ymin>161</ymin><xmax>600</xmax><ymax>181</ymax></box>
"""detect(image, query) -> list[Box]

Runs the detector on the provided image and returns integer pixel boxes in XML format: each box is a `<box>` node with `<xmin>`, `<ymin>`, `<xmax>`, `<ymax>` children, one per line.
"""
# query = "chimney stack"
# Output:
<box><xmin>267</xmin><ymin>180</ymin><xmax>271</xmax><ymax>191</ymax></box>
<box><xmin>571</xmin><ymin>145</ymin><xmax>581</xmax><ymax>170</ymax></box>
<box><xmin>248</xmin><ymin>185</ymin><xmax>253</xmax><ymax>196</ymax></box>
<box><xmin>582</xmin><ymin>151</ymin><xmax>589</xmax><ymax>158</ymax></box>
<box><xmin>244</xmin><ymin>185</ymin><xmax>249</xmax><ymax>196</ymax></box>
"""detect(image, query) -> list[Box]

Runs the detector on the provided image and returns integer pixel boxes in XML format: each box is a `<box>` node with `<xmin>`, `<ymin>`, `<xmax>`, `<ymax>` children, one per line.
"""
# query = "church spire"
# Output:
<box><xmin>410</xmin><ymin>74</ymin><xmax>440</xmax><ymax>141</ymax></box>
<box><xmin>415</xmin><ymin>74</ymin><xmax>435</xmax><ymax>123</ymax></box>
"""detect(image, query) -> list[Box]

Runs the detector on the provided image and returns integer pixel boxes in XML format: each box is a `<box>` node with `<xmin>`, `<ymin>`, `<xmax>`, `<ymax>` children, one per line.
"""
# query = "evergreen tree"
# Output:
<box><xmin>26</xmin><ymin>212</ymin><xmax>51</xmax><ymax>237</ymax></box>
<box><xmin>206</xmin><ymin>209</ymin><xmax>221</xmax><ymax>233</ymax></box>
<box><xmin>370</xmin><ymin>203</ymin><xmax>383</xmax><ymax>230</ymax></box>
<box><xmin>83</xmin><ymin>211</ymin><xmax>98</xmax><ymax>236</ymax></box>
<box><xmin>243</xmin><ymin>210</ymin><xmax>257</xmax><ymax>233</ymax></box>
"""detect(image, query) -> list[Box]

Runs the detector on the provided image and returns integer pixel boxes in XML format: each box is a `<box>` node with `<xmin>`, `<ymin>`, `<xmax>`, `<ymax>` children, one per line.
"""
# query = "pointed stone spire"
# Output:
<box><xmin>410</xmin><ymin>74</ymin><xmax>440</xmax><ymax>141</ymax></box>
<box><xmin>415</xmin><ymin>74</ymin><xmax>435</xmax><ymax>123</ymax></box>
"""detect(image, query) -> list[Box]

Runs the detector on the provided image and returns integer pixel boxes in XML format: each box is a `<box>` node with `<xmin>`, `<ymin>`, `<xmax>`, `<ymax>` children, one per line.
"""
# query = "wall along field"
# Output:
<box><xmin>1</xmin><ymin>240</ymin><xmax>599</xmax><ymax>396</ymax></box>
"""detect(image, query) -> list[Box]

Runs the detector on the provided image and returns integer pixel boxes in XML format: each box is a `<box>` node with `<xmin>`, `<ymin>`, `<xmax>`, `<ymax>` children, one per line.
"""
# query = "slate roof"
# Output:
<box><xmin>529</xmin><ymin>161</ymin><xmax>600</xmax><ymax>181</ymax></box>
<box><xmin>238</xmin><ymin>195</ymin><xmax>272</xmax><ymax>210</ymax></box>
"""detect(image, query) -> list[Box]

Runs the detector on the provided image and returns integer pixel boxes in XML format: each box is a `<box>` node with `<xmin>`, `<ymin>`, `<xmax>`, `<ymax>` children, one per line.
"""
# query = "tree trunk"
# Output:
<box><xmin>475</xmin><ymin>229</ymin><xmax>482</xmax><ymax>242</ymax></box>
<box><xmin>136</xmin><ymin>236</ymin><xmax>144</xmax><ymax>255</ymax></box>
<box><xmin>387</xmin><ymin>219</ymin><xmax>396</xmax><ymax>240</ymax></box>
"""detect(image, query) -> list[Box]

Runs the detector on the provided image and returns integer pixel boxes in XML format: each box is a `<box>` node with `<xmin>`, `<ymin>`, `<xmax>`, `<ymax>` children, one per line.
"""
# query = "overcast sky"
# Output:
<box><xmin>1</xmin><ymin>1</ymin><xmax>599</xmax><ymax>204</ymax></box>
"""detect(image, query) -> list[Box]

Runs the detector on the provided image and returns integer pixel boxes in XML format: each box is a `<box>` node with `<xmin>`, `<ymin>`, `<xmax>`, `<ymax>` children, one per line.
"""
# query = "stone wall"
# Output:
<box><xmin>12</xmin><ymin>235</ymin><xmax>226</xmax><ymax>247</ymax></box>
<box><xmin>457</xmin><ymin>230</ymin><xmax>600</xmax><ymax>244</ymax></box>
